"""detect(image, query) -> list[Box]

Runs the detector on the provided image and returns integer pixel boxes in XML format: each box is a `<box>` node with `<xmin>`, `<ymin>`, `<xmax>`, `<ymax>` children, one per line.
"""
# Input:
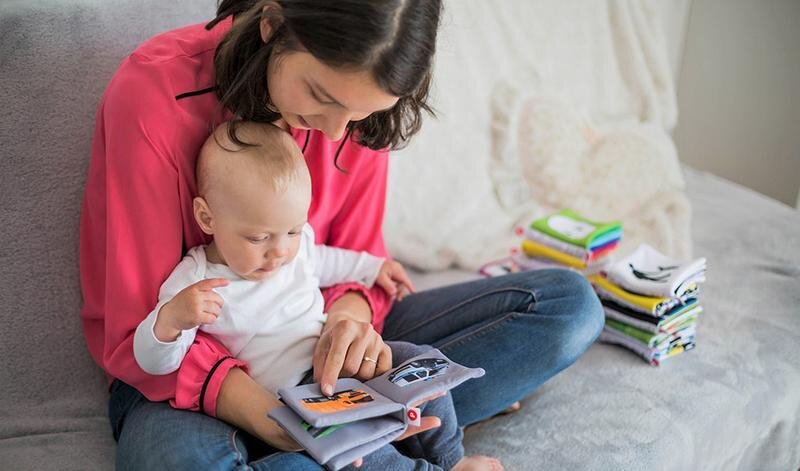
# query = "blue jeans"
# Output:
<box><xmin>110</xmin><ymin>269</ymin><xmax>603</xmax><ymax>469</ymax></box>
<box><xmin>109</xmin><ymin>379</ymin><xmax>321</xmax><ymax>470</ymax></box>
<box><xmin>383</xmin><ymin>269</ymin><xmax>605</xmax><ymax>427</ymax></box>
<box><xmin>110</xmin><ymin>342</ymin><xmax>464</xmax><ymax>470</ymax></box>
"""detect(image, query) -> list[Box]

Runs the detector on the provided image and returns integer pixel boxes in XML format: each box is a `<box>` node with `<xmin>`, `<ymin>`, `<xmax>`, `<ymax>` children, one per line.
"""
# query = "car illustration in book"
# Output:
<box><xmin>388</xmin><ymin>358</ymin><xmax>449</xmax><ymax>387</ymax></box>
<box><xmin>301</xmin><ymin>389</ymin><xmax>374</xmax><ymax>413</ymax></box>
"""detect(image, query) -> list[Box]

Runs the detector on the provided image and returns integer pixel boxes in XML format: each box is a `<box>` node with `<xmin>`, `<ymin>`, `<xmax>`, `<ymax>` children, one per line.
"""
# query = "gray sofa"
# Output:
<box><xmin>1</xmin><ymin>1</ymin><xmax>798</xmax><ymax>470</ymax></box>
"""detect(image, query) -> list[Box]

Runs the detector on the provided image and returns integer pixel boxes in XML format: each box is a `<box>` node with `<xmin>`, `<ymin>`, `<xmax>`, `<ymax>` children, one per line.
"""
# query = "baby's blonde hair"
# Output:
<box><xmin>197</xmin><ymin>121</ymin><xmax>308</xmax><ymax>201</ymax></box>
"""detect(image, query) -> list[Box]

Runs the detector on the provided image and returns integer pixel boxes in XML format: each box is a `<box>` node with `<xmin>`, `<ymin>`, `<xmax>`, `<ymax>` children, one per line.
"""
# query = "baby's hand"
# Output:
<box><xmin>375</xmin><ymin>260</ymin><xmax>415</xmax><ymax>301</ymax></box>
<box><xmin>155</xmin><ymin>278</ymin><xmax>229</xmax><ymax>341</ymax></box>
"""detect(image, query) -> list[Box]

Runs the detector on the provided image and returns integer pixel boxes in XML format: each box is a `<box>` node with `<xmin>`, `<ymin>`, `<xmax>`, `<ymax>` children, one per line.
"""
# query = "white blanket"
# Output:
<box><xmin>385</xmin><ymin>0</ymin><xmax>686</xmax><ymax>271</ymax></box>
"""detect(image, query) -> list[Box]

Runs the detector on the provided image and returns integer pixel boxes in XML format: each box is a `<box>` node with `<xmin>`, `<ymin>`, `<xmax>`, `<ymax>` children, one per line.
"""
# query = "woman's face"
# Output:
<box><xmin>266</xmin><ymin>50</ymin><xmax>400</xmax><ymax>141</ymax></box>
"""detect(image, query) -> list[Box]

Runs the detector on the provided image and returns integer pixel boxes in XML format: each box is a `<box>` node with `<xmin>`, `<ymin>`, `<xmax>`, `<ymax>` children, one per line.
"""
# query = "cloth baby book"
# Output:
<box><xmin>604</xmin><ymin>243</ymin><xmax>707</xmax><ymax>297</ymax></box>
<box><xmin>521</xmin><ymin>238</ymin><xmax>587</xmax><ymax>269</ymax></box>
<box><xmin>268</xmin><ymin>349</ymin><xmax>484</xmax><ymax>470</ymax></box>
<box><xmin>587</xmin><ymin>244</ymin><xmax>707</xmax><ymax>366</ymax></box>
<box><xmin>587</xmin><ymin>273</ymin><xmax>697</xmax><ymax>317</ymax></box>
<box><xmin>530</xmin><ymin>209</ymin><xmax>622</xmax><ymax>250</ymax></box>
<box><xmin>602</xmin><ymin>298</ymin><xmax>702</xmax><ymax>334</ymax></box>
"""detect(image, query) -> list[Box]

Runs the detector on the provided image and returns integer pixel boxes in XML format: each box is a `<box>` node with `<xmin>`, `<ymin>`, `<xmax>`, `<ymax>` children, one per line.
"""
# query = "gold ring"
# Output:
<box><xmin>362</xmin><ymin>356</ymin><xmax>377</xmax><ymax>364</ymax></box>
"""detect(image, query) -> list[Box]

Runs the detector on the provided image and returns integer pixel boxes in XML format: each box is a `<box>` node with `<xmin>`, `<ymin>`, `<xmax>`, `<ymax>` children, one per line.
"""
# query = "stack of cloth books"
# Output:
<box><xmin>515</xmin><ymin>209</ymin><xmax>623</xmax><ymax>275</ymax></box>
<box><xmin>588</xmin><ymin>243</ymin><xmax>707</xmax><ymax>366</ymax></box>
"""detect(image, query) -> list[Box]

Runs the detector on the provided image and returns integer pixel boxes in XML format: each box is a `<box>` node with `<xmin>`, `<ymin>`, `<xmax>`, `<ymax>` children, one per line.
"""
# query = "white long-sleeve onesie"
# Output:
<box><xmin>133</xmin><ymin>224</ymin><xmax>384</xmax><ymax>394</ymax></box>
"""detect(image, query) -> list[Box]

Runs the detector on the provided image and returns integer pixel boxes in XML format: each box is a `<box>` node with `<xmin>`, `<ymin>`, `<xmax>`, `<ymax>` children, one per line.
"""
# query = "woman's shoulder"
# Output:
<box><xmin>102</xmin><ymin>19</ymin><xmax>230</xmax><ymax>115</ymax></box>
<box><xmin>96</xmin><ymin>19</ymin><xmax>232</xmax><ymax>163</ymax></box>
<box><xmin>129</xmin><ymin>19</ymin><xmax>229</xmax><ymax>66</ymax></box>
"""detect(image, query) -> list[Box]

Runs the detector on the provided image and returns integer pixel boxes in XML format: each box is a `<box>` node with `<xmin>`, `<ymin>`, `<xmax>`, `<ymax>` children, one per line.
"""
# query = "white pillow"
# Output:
<box><xmin>489</xmin><ymin>74</ymin><xmax>692</xmax><ymax>260</ymax></box>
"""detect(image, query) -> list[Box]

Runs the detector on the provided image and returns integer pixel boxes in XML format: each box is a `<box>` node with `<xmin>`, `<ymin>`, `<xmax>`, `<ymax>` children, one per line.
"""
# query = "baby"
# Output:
<box><xmin>133</xmin><ymin>122</ymin><xmax>501</xmax><ymax>470</ymax></box>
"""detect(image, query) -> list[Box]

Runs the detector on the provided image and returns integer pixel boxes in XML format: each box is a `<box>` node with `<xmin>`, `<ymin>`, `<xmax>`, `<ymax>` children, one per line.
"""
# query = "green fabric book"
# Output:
<box><xmin>530</xmin><ymin>209</ymin><xmax>622</xmax><ymax>249</ymax></box>
<box><xmin>606</xmin><ymin>316</ymin><xmax>697</xmax><ymax>348</ymax></box>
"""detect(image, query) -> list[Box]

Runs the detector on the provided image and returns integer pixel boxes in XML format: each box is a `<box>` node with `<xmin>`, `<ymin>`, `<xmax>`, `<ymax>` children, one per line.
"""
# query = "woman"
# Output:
<box><xmin>80</xmin><ymin>1</ymin><xmax>604</xmax><ymax>469</ymax></box>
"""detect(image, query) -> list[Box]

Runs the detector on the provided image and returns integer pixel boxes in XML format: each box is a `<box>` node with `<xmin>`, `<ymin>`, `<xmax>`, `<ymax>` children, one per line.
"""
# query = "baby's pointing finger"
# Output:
<box><xmin>195</xmin><ymin>278</ymin><xmax>229</xmax><ymax>291</ymax></box>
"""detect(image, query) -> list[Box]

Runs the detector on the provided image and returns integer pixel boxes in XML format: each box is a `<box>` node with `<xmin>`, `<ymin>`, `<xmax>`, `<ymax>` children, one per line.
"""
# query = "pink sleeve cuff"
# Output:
<box><xmin>170</xmin><ymin>334</ymin><xmax>249</xmax><ymax>417</ymax></box>
<box><xmin>322</xmin><ymin>282</ymin><xmax>394</xmax><ymax>334</ymax></box>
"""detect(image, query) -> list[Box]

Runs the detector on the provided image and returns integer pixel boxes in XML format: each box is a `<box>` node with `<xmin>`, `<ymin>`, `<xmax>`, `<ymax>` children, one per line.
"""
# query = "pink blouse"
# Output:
<box><xmin>79</xmin><ymin>17</ymin><xmax>393</xmax><ymax>417</ymax></box>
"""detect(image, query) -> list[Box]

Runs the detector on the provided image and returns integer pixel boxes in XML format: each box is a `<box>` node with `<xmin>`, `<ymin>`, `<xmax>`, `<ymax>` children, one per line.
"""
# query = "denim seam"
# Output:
<box><xmin>229</xmin><ymin>429</ymin><xmax>245</xmax><ymax>466</ymax></box>
<box><xmin>389</xmin><ymin>287</ymin><xmax>537</xmax><ymax>340</ymax></box>
<box><xmin>438</xmin><ymin>311</ymin><xmax>520</xmax><ymax>352</ymax></box>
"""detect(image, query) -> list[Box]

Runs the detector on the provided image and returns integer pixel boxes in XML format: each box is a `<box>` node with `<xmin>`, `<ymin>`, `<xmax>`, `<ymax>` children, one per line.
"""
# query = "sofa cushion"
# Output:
<box><xmin>0</xmin><ymin>1</ymin><xmax>211</xmax><ymax>468</ymax></box>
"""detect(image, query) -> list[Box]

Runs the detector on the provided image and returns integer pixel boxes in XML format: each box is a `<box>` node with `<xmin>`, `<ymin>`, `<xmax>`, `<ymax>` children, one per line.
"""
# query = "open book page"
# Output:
<box><xmin>276</xmin><ymin>377</ymin><xmax>403</xmax><ymax>428</ymax></box>
<box><xmin>367</xmin><ymin>348</ymin><xmax>485</xmax><ymax>407</ymax></box>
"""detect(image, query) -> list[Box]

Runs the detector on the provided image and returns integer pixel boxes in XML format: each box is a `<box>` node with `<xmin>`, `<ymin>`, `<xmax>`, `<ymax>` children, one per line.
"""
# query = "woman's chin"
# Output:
<box><xmin>293</xmin><ymin>114</ymin><xmax>312</xmax><ymax>130</ymax></box>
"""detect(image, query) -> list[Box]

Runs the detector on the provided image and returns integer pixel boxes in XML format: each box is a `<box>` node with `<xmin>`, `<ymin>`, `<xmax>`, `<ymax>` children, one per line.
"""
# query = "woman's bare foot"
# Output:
<box><xmin>451</xmin><ymin>455</ymin><xmax>504</xmax><ymax>471</ymax></box>
<box><xmin>499</xmin><ymin>401</ymin><xmax>521</xmax><ymax>415</ymax></box>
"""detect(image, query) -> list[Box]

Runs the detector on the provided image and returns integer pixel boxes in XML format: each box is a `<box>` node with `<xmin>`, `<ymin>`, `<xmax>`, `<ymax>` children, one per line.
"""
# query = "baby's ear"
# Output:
<box><xmin>259</xmin><ymin>4</ymin><xmax>282</xmax><ymax>43</ymax></box>
<box><xmin>193</xmin><ymin>196</ymin><xmax>215</xmax><ymax>235</ymax></box>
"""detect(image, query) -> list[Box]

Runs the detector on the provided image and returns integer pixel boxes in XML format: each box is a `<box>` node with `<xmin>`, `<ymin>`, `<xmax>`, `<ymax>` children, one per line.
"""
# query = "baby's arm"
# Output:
<box><xmin>133</xmin><ymin>256</ymin><xmax>228</xmax><ymax>375</ymax></box>
<box><xmin>300</xmin><ymin>223</ymin><xmax>381</xmax><ymax>288</ymax></box>
<box><xmin>304</xmin><ymin>224</ymin><xmax>415</xmax><ymax>299</ymax></box>
<box><xmin>312</xmin><ymin>245</ymin><xmax>416</xmax><ymax>300</ymax></box>
<box><xmin>312</xmin><ymin>244</ymin><xmax>385</xmax><ymax>289</ymax></box>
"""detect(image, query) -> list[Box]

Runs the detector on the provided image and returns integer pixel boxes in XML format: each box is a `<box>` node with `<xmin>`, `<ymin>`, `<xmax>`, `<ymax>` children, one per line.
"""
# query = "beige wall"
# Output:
<box><xmin>674</xmin><ymin>0</ymin><xmax>800</xmax><ymax>207</ymax></box>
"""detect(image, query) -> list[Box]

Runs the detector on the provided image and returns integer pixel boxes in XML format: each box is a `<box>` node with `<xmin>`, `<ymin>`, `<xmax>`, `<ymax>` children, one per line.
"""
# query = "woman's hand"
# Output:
<box><xmin>308</xmin><ymin>292</ymin><xmax>443</xmax><ymax>467</ymax></box>
<box><xmin>313</xmin><ymin>314</ymin><xmax>392</xmax><ymax>396</ymax></box>
<box><xmin>216</xmin><ymin>367</ymin><xmax>302</xmax><ymax>451</ymax></box>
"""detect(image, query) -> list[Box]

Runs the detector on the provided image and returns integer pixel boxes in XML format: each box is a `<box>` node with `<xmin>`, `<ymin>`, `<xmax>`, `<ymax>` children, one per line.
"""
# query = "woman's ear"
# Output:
<box><xmin>193</xmin><ymin>196</ymin><xmax>215</xmax><ymax>235</ymax></box>
<box><xmin>259</xmin><ymin>3</ymin><xmax>282</xmax><ymax>43</ymax></box>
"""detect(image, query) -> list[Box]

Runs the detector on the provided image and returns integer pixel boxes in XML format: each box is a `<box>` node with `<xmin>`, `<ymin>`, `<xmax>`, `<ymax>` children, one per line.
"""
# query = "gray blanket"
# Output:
<box><xmin>453</xmin><ymin>168</ymin><xmax>800</xmax><ymax>470</ymax></box>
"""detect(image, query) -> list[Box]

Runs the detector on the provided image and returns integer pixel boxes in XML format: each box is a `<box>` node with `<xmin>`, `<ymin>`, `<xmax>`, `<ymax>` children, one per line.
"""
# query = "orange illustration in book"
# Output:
<box><xmin>301</xmin><ymin>389</ymin><xmax>374</xmax><ymax>413</ymax></box>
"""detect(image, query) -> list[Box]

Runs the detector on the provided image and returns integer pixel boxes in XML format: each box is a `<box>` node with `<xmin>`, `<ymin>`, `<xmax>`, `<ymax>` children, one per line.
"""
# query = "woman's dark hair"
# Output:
<box><xmin>206</xmin><ymin>0</ymin><xmax>442</xmax><ymax>167</ymax></box>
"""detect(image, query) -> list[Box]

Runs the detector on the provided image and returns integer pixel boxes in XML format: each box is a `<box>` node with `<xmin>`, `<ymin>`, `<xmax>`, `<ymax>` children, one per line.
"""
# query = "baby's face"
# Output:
<box><xmin>210</xmin><ymin>181</ymin><xmax>311</xmax><ymax>282</ymax></box>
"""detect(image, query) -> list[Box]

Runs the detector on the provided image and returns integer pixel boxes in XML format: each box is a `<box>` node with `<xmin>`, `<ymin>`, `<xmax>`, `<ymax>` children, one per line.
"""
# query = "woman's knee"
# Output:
<box><xmin>524</xmin><ymin>269</ymin><xmax>605</xmax><ymax>365</ymax></box>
